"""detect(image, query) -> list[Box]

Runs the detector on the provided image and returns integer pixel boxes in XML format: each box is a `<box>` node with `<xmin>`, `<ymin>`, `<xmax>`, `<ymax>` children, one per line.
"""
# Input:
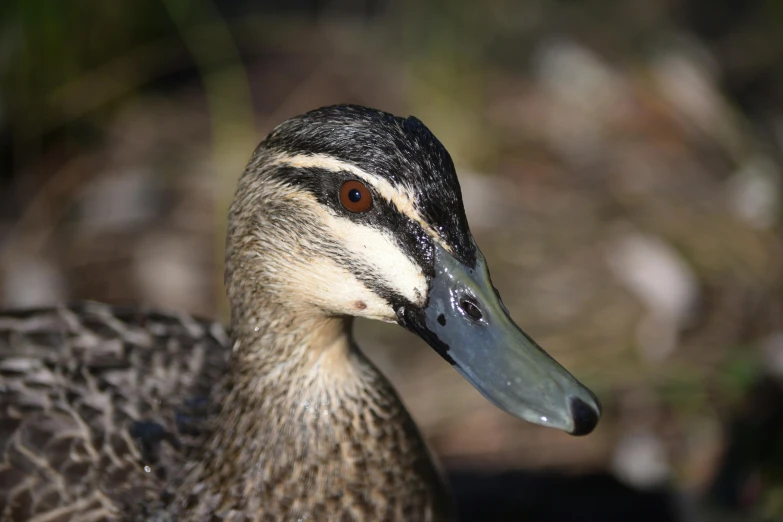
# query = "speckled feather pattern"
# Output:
<box><xmin>0</xmin><ymin>303</ymin><xmax>231</xmax><ymax>521</ymax></box>
<box><xmin>170</xmin><ymin>337</ymin><xmax>451</xmax><ymax>521</ymax></box>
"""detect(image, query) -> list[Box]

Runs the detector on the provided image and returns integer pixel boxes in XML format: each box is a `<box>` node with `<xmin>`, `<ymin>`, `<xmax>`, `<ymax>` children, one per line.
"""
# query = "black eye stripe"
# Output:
<box><xmin>268</xmin><ymin>166</ymin><xmax>436</xmax><ymax>279</ymax></box>
<box><xmin>262</xmin><ymin>106</ymin><xmax>477</xmax><ymax>268</ymax></box>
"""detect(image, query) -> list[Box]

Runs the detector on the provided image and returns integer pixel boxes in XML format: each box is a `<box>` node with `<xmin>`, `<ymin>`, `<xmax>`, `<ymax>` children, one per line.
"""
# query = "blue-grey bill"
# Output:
<box><xmin>401</xmin><ymin>243</ymin><xmax>601</xmax><ymax>436</ymax></box>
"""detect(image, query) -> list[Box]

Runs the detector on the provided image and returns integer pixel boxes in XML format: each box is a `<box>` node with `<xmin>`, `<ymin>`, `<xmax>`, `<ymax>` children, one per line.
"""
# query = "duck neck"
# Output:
<box><xmin>230</xmin><ymin>302</ymin><xmax>354</xmax><ymax>379</ymax></box>
<box><xmin>218</xmin><ymin>300</ymin><xmax>362</xmax><ymax>457</ymax></box>
<box><xmin>185</xmin><ymin>299</ymin><xmax>451</xmax><ymax>520</ymax></box>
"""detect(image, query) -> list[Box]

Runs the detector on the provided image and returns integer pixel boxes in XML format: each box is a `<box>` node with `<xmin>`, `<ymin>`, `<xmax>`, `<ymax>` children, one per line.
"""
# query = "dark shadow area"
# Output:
<box><xmin>708</xmin><ymin>377</ymin><xmax>783</xmax><ymax>512</ymax></box>
<box><xmin>449</xmin><ymin>469</ymin><xmax>680</xmax><ymax>522</ymax></box>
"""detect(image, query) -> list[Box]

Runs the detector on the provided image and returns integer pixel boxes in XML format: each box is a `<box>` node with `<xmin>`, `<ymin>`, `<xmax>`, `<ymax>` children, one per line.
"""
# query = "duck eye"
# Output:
<box><xmin>340</xmin><ymin>180</ymin><xmax>372</xmax><ymax>213</ymax></box>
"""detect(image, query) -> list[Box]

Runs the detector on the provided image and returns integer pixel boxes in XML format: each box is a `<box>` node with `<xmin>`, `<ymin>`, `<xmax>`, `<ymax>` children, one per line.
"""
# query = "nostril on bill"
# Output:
<box><xmin>569</xmin><ymin>396</ymin><xmax>599</xmax><ymax>436</ymax></box>
<box><xmin>459</xmin><ymin>298</ymin><xmax>483</xmax><ymax>321</ymax></box>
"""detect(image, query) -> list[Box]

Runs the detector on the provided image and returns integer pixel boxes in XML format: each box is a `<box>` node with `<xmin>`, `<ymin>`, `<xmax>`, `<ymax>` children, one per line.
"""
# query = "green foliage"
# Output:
<box><xmin>2</xmin><ymin>0</ymin><xmax>175</xmax><ymax>139</ymax></box>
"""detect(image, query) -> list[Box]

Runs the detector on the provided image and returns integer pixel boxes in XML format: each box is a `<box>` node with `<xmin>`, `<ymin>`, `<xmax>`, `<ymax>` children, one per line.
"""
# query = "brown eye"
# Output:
<box><xmin>339</xmin><ymin>180</ymin><xmax>372</xmax><ymax>213</ymax></box>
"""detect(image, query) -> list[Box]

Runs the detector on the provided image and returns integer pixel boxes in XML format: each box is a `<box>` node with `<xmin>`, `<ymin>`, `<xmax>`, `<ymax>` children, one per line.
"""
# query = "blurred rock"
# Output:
<box><xmin>133</xmin><ymin>232</ymin><xmax>208</xmax><ymax>314</ymax></box>
<box><xmin>533</xmin><ymin>37</ymin><xmax>629</xmax><ymax>118</ymax></box>
<box><xmin>607</xmin><ymin>231</ymin><xmax>699</xmax><ymax>362</ymax></box>
<box><xmin>531</xmin><ymin>38</ymin><xmax>632</xmax><ymax>169</ymax></box>
<box><xmin>612</xmin><ymin>430</ymin><xmax>671</xmax><ymax>490</ymax></box>
<box><xmin>78</xmin><ymin>168</ymin><xmax>160</xmax><ymax>232</ymax></box>
<box><xmin>761</xmin><ymin>332</ymin><xmax>783</xmax><ymax>380</ymax></box>
<box><xmin>458</xmin><ymin>171</ymin><xmax>517</xmax><ymax>232</ymax></box>
<box><xmin>726</xmin><ymin>155</ymin><xmax>780</xmax><ymax>230</ymax></box>
<box><xmin>651</xmin><ymin>38</ymin><xmax>743</xmax><ymax>156</ymax></box>
<box><xmin>1</xmin><ymin>255</ymin><xmax>66</xmax><ymax>308</ymax></box>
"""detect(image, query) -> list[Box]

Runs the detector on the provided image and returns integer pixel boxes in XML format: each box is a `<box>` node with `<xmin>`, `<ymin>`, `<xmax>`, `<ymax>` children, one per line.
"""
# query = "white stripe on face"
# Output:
<box><xmin>279</xmin><ymin>192</ymin><xmax>428</xmax><ymax>314</ymax></box>
<box><xmin>273</xmin><ymin>153</ymin><xmax>453</xmax><ymax>254</ymax></box>
<box><xmin>271</xmin><ymin>250</ymin><xmax>398</xmax><ymax>322</ymax></box>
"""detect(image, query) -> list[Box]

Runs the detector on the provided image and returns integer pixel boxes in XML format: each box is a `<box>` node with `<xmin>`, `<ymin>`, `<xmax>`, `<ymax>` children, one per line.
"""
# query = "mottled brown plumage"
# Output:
<box><xmin>0</xmin><ymin>303</ymin><xmax>230</xmax><ymax>521</ymax></box>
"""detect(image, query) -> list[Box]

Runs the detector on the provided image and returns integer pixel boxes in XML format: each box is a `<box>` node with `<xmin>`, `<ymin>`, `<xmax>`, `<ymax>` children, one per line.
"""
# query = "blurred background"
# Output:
<box><xmin>1</xmin><ymin>0</ymin><xmax>782</xmax><ymax>520</ymax></box>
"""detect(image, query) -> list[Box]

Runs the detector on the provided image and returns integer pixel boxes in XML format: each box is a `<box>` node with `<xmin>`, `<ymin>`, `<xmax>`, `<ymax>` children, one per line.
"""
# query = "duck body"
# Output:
<box><xmin>0</xmin><ymin>304</ymin><xmax>230</xmax><ymax>521</ymax></box>
<box><xmin>0</xmin><ymin>105</ymin><xmax>600</xmax><ymax>521</ymax></box>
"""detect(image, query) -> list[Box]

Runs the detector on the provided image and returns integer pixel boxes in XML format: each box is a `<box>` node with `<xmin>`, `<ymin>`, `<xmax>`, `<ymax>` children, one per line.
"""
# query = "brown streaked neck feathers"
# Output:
<box><xmin>174</xmin><ymin>306</ymin><xmax>453</xmax><ymax>521</ymax></box>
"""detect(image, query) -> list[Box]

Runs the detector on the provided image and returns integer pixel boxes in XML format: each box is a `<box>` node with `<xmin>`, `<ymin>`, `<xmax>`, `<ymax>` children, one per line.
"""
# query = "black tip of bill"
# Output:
<box><xmin>569</xmin><ymin>396</ymin><xmax>600</xmax><ymax>436</ymax></box>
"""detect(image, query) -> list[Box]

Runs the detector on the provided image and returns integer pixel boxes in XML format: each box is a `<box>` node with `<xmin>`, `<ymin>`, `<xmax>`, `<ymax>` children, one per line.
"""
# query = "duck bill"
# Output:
<box><xmin>398</xmin><ymin>244</ymin><xmax>601</xmax><ymax>435</ymax></box>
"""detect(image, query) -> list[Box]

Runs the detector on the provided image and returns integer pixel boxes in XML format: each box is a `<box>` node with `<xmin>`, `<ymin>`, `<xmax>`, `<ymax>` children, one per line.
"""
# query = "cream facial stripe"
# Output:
<box><xmin>273</xmin><ymin>153</ymin><xmax>453</xmax><ymax>254</ymax></box>
<box><xmin>279</xmin><ymin>191</ymin><xmax>428</xmax><ymax>308</ymax></box>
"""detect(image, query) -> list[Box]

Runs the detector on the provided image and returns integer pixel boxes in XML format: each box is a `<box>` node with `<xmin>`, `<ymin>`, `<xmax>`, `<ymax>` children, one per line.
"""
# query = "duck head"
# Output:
<box><xmin>226</xmin><ymin>104</ymin><xmax>600</xmax><ymax>436</ymax></box>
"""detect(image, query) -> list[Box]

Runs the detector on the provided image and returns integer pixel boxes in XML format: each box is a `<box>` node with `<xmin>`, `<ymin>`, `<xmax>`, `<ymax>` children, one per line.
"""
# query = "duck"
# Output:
<box><xmin>0</xmin><ymin>104</ymin><xmax>601</xmax><ymax>522</ymax></box>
